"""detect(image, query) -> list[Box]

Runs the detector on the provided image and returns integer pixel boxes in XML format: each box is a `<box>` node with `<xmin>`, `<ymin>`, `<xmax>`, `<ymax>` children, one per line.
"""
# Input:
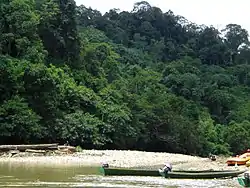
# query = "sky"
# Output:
<box><xmin>75</xmin><ymin>0</ymin><xmax>250</xmax><ymax>32</ymax></box>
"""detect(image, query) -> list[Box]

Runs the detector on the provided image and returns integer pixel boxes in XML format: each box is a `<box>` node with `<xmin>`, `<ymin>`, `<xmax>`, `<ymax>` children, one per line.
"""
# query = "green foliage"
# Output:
<box><xmin>76</xmin><ymin>145</ymin><xmax>83</xmax><ymax>152</ymax></box>
<box><xmin>0</xmin><ymin>0</ymin><xmax>46</xmax><ymax>62</ymax></box>
<box><xmin>0</xmin><ymin>96</ymin><xmax>42</xmax><ymax>143</ymax></box>
<box><xmin>197</xmin><ymin>113</ymin><xmax>231</xmax><ymax>156</ymax></box>
<box><xmin>36</xmin><ymin>0</ymin><xmax>80</xmax><ymax>64</ymax></box>
<box><xmin>79</xmin><ymin>27</ymin><xmax>110</xmax><ymax>44</ymax></box>
<box><xmin>0</xmin><ymin>56</ymin><xmax>29</xmax><ymax>103</ymax></box>
<box><xmin>97</xmin><ymin>85</ymin><xmax>133</xmax><ymax>148</ymax></box>
<box><xmin>23</xmin><ymin>63</ymin><xmax>66</xmax><ymax>121</ymax></box>
<box><xmin>56</xmin><ymin>111</ymin><xmax>112</xmax><ymax>148</ymax></box>
<box><xmin>225</xmin><ymin>121</ymin><xmax>250</xmax><ymax>154</ymax></box>
<box><xmin>222</xmin><ymin>24</ymin><xmax>249</xmax><ymax>53</ymax></box>
<box><xmin>2</xmin><ymin>0</ymin><xmax>250</xmax><ymax>156</ymax></box>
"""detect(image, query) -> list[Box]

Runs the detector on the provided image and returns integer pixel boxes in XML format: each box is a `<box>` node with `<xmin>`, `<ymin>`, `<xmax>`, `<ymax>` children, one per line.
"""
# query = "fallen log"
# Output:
<box><xmin>8</xmin><ymin>150</ymin><xmax>20</xmax><ymax>157</ymax></box>
<box><xmin>58</xmin><ymin>145</ymin><xmax>76</xmax><ymax>152</ymax></box>
<box><xmin>0</xmin><ymin>144</ymin><xmax>58</xmax><ymax>152</ymax></box>
<box><xmin>57</xmin><ymin>149</ymin><xmax>73</xmax><ymax>154</ymax></box>
<box><xmin>25</xmin><ymin>149</ymin><xmax>47</xmax><ymax>154</ymax></box>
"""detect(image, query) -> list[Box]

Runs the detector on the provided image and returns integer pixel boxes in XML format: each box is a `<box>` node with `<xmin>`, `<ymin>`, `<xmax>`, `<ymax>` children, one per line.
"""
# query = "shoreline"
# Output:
<box><xmin>0</xmin><ymin>150</ymin><xmax>245</xmax><ymax>171</ymax></box>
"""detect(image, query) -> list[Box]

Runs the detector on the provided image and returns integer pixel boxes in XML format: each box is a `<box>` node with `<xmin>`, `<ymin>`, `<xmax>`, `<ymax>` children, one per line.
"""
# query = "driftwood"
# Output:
<box><xmin>0</xmin><ymin>144</ymin><xmax>58</xmax><ymax>152</ymax></box>
<box><xmin>58</xmin><ymin>145</ymin><xmax>76</xmax><ymax>153</ymax></box>
<box><xmin>25</xmin><ymin>149</ymin><xmax>47</xmax><ymax>154</ymax></box>
<box><xmin>8</xmin><ymin>150</ymin><xmax>20</xmax><ymax>157</ymax></box>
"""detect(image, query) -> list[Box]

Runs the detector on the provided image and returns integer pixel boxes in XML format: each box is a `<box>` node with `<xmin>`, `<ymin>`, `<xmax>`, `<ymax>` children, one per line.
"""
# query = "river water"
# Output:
<box><xmin>0</xmin><ymin>163</ymin><xmax>242</xmax><ymax>188</ymax></box>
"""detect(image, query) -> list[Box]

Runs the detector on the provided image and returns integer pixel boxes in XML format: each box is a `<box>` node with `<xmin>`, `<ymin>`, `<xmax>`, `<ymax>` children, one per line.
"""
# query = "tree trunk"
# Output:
<box><xmin>0</xmin><ymin>144</ymin><xmax>58</xmax><ymax>152</ymax></box>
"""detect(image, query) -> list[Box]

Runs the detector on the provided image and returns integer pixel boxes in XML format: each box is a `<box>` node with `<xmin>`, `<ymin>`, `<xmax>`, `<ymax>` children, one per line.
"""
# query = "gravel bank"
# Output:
<box><xmin>0</xmin><ymin>150</ymin><xmax>244</xmax><ymax>171</ymax></box>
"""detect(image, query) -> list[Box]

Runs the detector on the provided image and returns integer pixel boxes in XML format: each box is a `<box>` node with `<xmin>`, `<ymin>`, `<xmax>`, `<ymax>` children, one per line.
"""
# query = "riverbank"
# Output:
<box><xmin>0</xmin><ymin>150</ymin><xmax>245</xmax><ymax>171</ymax></box>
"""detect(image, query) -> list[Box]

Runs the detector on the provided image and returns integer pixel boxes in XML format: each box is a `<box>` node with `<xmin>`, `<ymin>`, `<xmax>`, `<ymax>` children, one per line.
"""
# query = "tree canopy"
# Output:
<box><xmin>1</xmin><ymin>0</ymin><xmax>250</xmax><ymax>156</ymax></box>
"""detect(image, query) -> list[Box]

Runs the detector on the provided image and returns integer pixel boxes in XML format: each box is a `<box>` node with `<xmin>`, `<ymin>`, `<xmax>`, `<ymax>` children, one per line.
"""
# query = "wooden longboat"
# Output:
<box><xmin>99</xmin><ymin>167</ymin><xmax>246</xmax><ymax>179</ymax></box>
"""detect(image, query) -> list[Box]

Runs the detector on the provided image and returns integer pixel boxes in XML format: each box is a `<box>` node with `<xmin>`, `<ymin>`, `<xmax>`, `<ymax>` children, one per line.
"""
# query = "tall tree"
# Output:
<box><xmin>222</xmin><ymin>24</ymin><xmax>249</xmax><ymax>64</ymax></box>
<box><xmin>37</xmin><ymin>0</ymin><xmax>80</xmax><ymax>64</ymax></box>
<box><xmin>0</xmin><ymin>0</ymin><xmax>46</xmax><ymax>62</ymax></box>
<box><xmin>222</xmin><ymin>24</ymin><xmax>249</xmax><ymax>52</ymax></box>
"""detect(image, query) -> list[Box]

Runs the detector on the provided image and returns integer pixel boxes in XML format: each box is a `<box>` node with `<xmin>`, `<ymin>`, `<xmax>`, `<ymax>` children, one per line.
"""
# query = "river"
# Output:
<box><xmin>0</xmin><ymin>163</ymin><xmax>241</xmax><ymax>188</ymax></box>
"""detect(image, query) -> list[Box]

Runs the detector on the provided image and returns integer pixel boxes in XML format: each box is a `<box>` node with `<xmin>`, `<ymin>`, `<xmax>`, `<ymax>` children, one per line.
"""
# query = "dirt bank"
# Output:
<box><xmin>0</xmin><ymin>150</ymin><xmax>246</xmax><ymax>171</ymax></box>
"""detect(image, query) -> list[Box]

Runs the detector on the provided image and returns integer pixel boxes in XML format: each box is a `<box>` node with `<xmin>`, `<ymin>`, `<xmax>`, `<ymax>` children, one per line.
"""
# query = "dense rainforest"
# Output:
<box><xmin>1</xmin><ymin>0</ymin><xmax>250</xmax><ymax>156</ymax></box>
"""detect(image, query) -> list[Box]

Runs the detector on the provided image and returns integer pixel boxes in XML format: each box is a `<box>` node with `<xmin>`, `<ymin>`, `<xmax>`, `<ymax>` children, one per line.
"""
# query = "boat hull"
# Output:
<box><xmin>227</xmin><ymin>159</ymin><xmax>249</xmax><ymax>166</ymax></box>
<box><xmin>227</xmin><ymin>152</ymin><xmax>250</xmax><ymax>166</ymax></box>
<box><xmin>159</xmin><ymin>170</ymin><xmax>246</xmax><ymax>179</ymax></box>
<box><xmin>238</xmin><ymin>177</ymin><xmax>250</xmax><ymax>187</ymax></box>
<box><xmin>100</xmin><ymin>167</ymin><xmax>160</xmax><ymax>176</ymax></box>
<box><xmin>246</xmin><ymin>161</ymin><xmax>250</xmax><ymax>167</ymax></box>
<box><xmin>99</xmin><ymin>167</ymin><xmax>245</xmax><ymax>179</ymax></box>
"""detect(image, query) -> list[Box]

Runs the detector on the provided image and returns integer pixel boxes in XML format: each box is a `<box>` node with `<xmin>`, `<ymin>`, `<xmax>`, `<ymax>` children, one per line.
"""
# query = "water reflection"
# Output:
<box><xmin>0</xmin><ymin>163</ymin><xmax>241</xmax><ymax>188</ymax></box>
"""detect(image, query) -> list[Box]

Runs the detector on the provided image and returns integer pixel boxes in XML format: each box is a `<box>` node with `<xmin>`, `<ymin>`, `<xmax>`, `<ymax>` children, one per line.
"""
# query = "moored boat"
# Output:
<box><xmin>159</xmin><ymin>169</ymin><xmax>246</xmax><ymax>179</ymax></box>
<box><xmin>227</xmin><ymin>150</ymin><xmax>250</xmax><ymax>166</ymax></box>
<box><xmin>227</xmin><ymin>157</ymin><xmax>250</xmax><ymax>166</ymax></box>
<box><xmin>100</xmin><ymin>167</ymin><xmax>160</xmax><ymax>176</ymax></box>
<box><xmin>99</xmin><ymin>167</ymin><xmax>246</xmax><ymax>179</ymax></box>
<box><xmin>246</xmin><ymin>160</ymin><xmax>250</xmax><ymax>167</ymax></box>
<box><xmin>237</xmin><ymin>171</ymin><xmax>250</xmax><ymax>187</ymax></box>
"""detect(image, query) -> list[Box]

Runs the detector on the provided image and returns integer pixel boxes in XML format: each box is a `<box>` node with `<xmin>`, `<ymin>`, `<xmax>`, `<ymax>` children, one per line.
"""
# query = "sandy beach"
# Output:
<box><xmin>0</xmin><ymin>150</ymin><xmax>245</xmax><ymax>171</ymax></box>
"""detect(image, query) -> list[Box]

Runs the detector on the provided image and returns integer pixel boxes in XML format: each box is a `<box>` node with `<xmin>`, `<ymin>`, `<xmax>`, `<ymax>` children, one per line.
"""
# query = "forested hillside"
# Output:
<box><xmin>1</xmin><ymin>0</ymin><xmax>250</xmax><ymax>156</ymax></box>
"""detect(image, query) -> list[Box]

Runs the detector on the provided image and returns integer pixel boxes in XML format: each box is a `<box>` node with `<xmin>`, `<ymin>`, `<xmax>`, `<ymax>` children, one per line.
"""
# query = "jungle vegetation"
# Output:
<box><xmin>1</xmin><ymin>0</ymin><xmax>250</xmax><ymax>156</ymax></box>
